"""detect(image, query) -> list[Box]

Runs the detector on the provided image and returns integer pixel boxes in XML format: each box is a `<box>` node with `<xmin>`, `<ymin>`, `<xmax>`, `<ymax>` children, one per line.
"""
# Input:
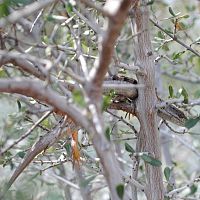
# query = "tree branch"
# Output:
<box><xmin>133</xmin><ymin>1</ymin><xmax>164</xmax><ymax>199</ymax></box>
<box><xmin>150</xmin><ymin>18</ymin><xmax>200</xmax><ymax>58</ymax></box>
<box><xmin>0</xmin><ymin>0</ymin><xmax>59</xmax><ymax>28</ymax></box>
<box><xmin>88</xmin><ymin>0</ymin><xmax>132</xmax><ymax>91</ymax></box>
<box><xmin>0</xmin><ymin>78</ymin><xmax>93</xmax><ymax>133</ymax></box>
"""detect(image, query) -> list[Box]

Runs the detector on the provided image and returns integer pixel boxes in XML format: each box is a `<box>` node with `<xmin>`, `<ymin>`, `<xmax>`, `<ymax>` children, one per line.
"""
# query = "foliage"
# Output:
<box><xmin>0</xmin><ymin>0</ymin><xmax>200</xmax><ymax>200</ymax></box>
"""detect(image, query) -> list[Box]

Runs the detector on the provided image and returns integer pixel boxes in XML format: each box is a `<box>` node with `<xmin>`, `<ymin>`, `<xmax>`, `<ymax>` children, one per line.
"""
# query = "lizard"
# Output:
<box><xmin>106</xmin><ymin>75</ymin><xmax>187</xmax><ymax>126</ymax></box>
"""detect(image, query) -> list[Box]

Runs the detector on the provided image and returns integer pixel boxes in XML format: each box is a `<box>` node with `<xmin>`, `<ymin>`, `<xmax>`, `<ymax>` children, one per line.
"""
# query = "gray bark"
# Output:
<box><xmin>133</xmin><ymin>1</ymin><xmax>164</xmax><ymax>199</ymax></box>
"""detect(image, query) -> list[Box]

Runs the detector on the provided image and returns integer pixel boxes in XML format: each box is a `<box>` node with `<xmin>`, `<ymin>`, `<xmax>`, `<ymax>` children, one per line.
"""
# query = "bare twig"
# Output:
<box><xmin>0</xmin><ymin>111</ymin><xmax>52</xmax><ymax>157</ymax></box>
<box><xmin>0</xmin><ymin>0</ymin><xmax>59</xmax><ymax>28</ymax></box>
<box><xmin>150</xmin><ymin>18</ymin><xmax>200</xmax><ymax>58</ymax></box>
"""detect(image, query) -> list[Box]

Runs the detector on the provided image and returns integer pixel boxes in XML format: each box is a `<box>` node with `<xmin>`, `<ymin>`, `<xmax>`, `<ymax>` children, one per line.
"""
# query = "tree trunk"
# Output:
<box><xmin>133</xmin><ymin>1</ymin><xmax>164</xmax><ymax>200</ymax></box>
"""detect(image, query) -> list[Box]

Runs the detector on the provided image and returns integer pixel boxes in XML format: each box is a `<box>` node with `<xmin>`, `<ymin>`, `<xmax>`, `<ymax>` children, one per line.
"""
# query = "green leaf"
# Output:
<box><xmin>105</xmin><ymin>127</ymin><xmax>111</xmax><ymax>141</ymax></box>
<box><xmin>180</xmin><ymin>87</ymin><xmax>189</xmax><ymax>103</ymax></box>
<box><xmin>64</xmin><ymin>143</ymin><xmax>71</xmax><ymax>156</ymax></box>
<box><xmin>168</xmin><ymin>85</ymin><xmax>174</xmax><ymax>98</ymax></box>
<box><xmin>102</xmin><ymin>94</ymin><xmax>112</xmax><ymax>111</ymax></box>
<box><xmin>116</xmin><ymin>184</ymin><xmax>124</xmax><ymax>199</ymax></box>
<box><xmin>0</xmin><ymin>3</ymin><xmax>9</xmax><ymax>18</ymax></box>
<box><xmin>168</xmin><ymin>7</ymin><xmax>176</xmax><ymax>17</ymax></box>
<box><xmin>41</xmin><ymin>118</ymin><xmax>52</xmax><ymax>129</ymax></box>
<box><xmin>172</xmin><ymin>70</ymin><xmax>178</xmax><ymax>76</ymax></box>
<box><xmin>141</xmin><ymin>154</ymin><xmax>162</xmax><ymax>167</ymax></box>
<box><xmin>157</xmin><ymin>31</ymin><xmax>165</xmax><ymax>39</ymax></box>
<box><xmin>17</xmin><ymin>151</ymin><xmax>26</xmax><ymax>158</ymax></box>
<box><xmin>66</xmin><ymin>2</ymin><xmax>73</xmax><ymax>13</ymax></box>
<box><xmin>0</xmin><ymin>68</ymin><xmax>7</xmax><ymax>77</ymax></box>
<box><xmin>185</xmin><ymin>116</ymin><xmax>200</xmax><ymax>129</ymax></box>
<box><xmin>162</xmin><ymin>43</ymin><xmax>170</xmax><ymax>51</ymax></box>
<box><xmin>146</xmin><ymin>0</ymin><xmax>154</xmax><ymax>5</ymax></box>
<box><xmin>45</xmin><ymin>15</ymin><xmax>55</xmax><ymax>22</ymax></box>
<box><xmin>125</xmin><ymin>142</ymin><xmax>135</xmax><ymax>153</ymax></box>
<box><xmin>0</xmin><ymin>0</ymin><xmax>31</xmax><ymax>18</ymax></box>
<box><xmin>164</xmin><ymin>167</ymin><xmax>171</xmax><ymax>181</ymax></box>
<box><xmin>178</xmin><ymin>14</ymin><xmax>189</xmax><ymax>19</ymax></box>
<box><xmin>72</xmin><ymin>90</ymin><xmax>85</xmax><ymax>107</ymax></box>
<box><xmin>189</xmin><ymin>184</ymin><xmax>197</xmax><ymax>195</ymax></box>
<box><xmin>172</xmin><ymin>51</ymin><xmax>185</xmax><ymax>60</ymax></box>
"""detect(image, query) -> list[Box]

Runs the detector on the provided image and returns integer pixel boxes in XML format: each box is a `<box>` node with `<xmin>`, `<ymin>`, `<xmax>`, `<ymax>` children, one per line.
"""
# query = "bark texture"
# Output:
<box><xmin>133</xmin><ymin>1</ymin><xmax>164</xmax><ymax>199</ymax></box>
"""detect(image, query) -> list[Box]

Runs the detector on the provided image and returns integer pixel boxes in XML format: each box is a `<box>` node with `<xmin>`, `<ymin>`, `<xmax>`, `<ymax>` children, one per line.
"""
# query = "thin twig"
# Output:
<box><xmin>0</xmin><ymin>111</ymin><xmax>52</xmax><ymax>157</ymax></box>
<box><xmin>150</xmin><ymin>18</ymin><xmax>200</xmax><ymax>57</ymax></box>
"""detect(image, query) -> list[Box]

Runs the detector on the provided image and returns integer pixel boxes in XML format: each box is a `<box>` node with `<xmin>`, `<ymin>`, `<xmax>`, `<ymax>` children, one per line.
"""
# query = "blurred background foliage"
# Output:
<box><xmin>0</xmin><ymin>0</ymin><xmax>200</xmax><ymax>199</ymax></box>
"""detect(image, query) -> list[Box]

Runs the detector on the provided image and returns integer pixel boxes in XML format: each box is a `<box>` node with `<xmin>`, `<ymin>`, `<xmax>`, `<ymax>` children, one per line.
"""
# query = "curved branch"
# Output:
<box><xmin>0</xmin><ymin>55</ymin><xmax>45</xmax><ymax>80</ymax></box>
<box><xmin>0</xmin><ymin>78</ymin><xmax>93</xmax><ymax>132</ymax></box>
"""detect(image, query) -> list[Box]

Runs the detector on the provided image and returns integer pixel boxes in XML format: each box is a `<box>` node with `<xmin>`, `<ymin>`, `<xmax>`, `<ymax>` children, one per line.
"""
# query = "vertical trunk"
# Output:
<box><xmin>133</xmin><ymin>1</ymin><xmax>164</xmax><ymax>200</ymax></box>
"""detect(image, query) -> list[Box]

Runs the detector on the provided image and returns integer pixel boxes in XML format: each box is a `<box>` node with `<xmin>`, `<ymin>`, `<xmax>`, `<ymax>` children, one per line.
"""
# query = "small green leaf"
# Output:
<box><xmin>17</xmin><ymin>151</ymin><xmax>26</xmax><ymax>158</ymax></box>
<box><xmin>72</xmin><ymin>90</ymin><xmax>85</xmax><ymax>107</ymax></box>
<box><xmin>178</xmin><ymin>14</ymin><xmax>189</xmax><ymax>19</ymax></box>
<box><xmin>105</xmin><ymin>127</ymin><xmax>111</xmax><ymax>141</ymax></box>
<box><xmin>168</xmin><ymin>7</ymin><xmax>176</xmax><ymax>17</ymax></box>
<box><xmin>157</xmin><ymin>31</ymin><xmax>165</xmax><ymax>39</ymax></box>
<box><xmin>180</xmin><ymin>87</ymin><xmax>189</xmax><ymax>103</ymax></box>
<box><xmin>172</xmin><ymin>70</ymin><xmax>178</xmax><ymax>76</ymax></box>
<box><xmin>102</xmin><ymin>94</ymin><xmax>112</xmax><ymax>111</ymax></box>
<box><xmin>185</xmin><ymin>116</ymin><xmax>200</xmax><ymax>129</ymax></box>
<box><xmin>41</xmin><ymin>118</ymin><xmax>52</xmax><ymax>129</ymax></box>
<box><xmin>66</xmin><ymin>2</ymin><xmax>73</xmax><ymax>13</ymax></box>
<box><xmin>125</xmin><ymin>142</ymin><xmax>135</xmax><ymax>153</ymax></box>
<box><xmin>0</xmin><ymin>3</ymin><xmax>9</xmax><ymax>18</ymax></box>
<box><xmin>146</xmin><ymin>0</ymin><xmax>154</xmax><ymax>5</ymax></box>
<box><xmin>141</xmin><ymin>154</ymin><xmax>162</xmax><ymax>167</ymax></box>
<box><xmin>116</xmin><ymin>184</ymin><xmax>124</xmax><ymax>199</ymax></box>
<box><xmin>168</xmin><ymin>85</ymin><xmax>174</xmax><ymax>98</ymax></box>
<box><xmin>164</xmin><ymin>167</ymin><xmax>171</xmax><ymax>181</ymax></box>
<box><xmin>45</xmin><ymin>15</ymin><xmax>55</xmax><ymax>22</ymax></box>
<box><xmin>172</xmin><ymin>51</ymin><xmax>185</xmax><ymax>60</ymax></box>
<box><xmin>189</xmin><ymin>184</ymin><xmax>197</xmax><ymax>195</ymax></box>
<box><xmin>64</xmin><ymin>143</ymin><xmax>71</xmax><ymax>156</ymax></box>
<box><xmin>0</xmin><ymin>68</ymin><xmax>7</xmax><ymax>78</ymax></box>
<box><xmin>162</xmin><ymin>43</ymin><xmax>170</xmax><ymax>51</ymax></box>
